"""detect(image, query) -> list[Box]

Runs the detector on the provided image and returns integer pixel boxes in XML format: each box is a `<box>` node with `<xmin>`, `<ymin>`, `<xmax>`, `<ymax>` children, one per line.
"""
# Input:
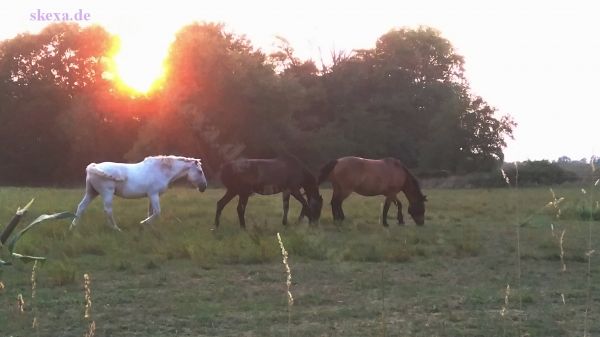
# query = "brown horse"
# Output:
<box><xmin>318</xmin><ymin>157</ymin><xmax>427</xmax><ymax>226</ymax></box>
<box><xmin>214</xmin><ymin>157</ymin><xmax>323</xmax><ymax>228</ymax></box>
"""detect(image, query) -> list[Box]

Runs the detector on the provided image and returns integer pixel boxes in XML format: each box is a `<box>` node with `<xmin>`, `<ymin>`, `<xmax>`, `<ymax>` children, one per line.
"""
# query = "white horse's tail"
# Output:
<box><xmin>86</xmin><ymin>163</ymin><xmax>126</xmax><ymax>182</ymax></box>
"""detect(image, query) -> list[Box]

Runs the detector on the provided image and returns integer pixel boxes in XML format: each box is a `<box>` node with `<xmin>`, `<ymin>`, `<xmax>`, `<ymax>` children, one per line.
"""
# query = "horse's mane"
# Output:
<box><xmin>144</xmin><ymin>156</ymin><xmax>203</xmax><ymax>172</ymax></box>
<box><xmin>144</xmin><ymin>155</ymin><xmax>201</xmax><ymax>163</ymax></box>
<box><xmin>385</xmin><ymin>158</ymin><xmax>424</xmax><ymax>198</ymax></box>
<box><xmin>274</xmin><ymin>154</ymin><xmax>319</xmax><ymax>192</ymax></box>
<box><xmin>405</xmin><ymin>167</ymin><xmax>425</xmax><ymax>198</ymax></box>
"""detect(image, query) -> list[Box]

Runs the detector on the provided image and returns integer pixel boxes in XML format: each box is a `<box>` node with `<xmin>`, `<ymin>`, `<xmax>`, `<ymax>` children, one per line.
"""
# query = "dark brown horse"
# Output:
<box><xmin>319</xmin><ymin>156</ymin><xmax>427</xmax><ymax>226</ymax></box>
<box><xmin>214</xmin><ymin>157</ymin><xmax>323</xmax><ymax>228</ymax></box>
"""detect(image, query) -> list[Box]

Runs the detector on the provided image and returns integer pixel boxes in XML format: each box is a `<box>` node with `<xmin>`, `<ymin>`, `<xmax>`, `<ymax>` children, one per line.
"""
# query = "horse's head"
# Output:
<box><xmin>187</xmin><ymin>159</ymin><xmax>208</xmax><ymax>192</ymax></box>
<box><xmin>307</xmin><ymin>193</ymin><xmax>323</xmax><ymax>223</ymax></box>
<box><xmin>301</xmin><ymin>172</ymin><xmax>323</xmax><ymax>223</ymax></box>
<box><xmin>408</xmin><ymin>195</ymin><xmax>427</xmax><ymax>225</ymax></box>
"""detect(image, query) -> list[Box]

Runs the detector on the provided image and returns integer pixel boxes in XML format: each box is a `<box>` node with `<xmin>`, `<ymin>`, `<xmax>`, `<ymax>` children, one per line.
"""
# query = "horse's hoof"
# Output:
<box><xmin>382</xmin><ymin>222</ymin><xmax>389</xmax><ymax>227</ymax></box>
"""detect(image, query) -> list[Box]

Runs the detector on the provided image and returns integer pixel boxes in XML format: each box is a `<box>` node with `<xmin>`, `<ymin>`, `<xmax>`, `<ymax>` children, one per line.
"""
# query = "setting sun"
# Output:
<box><xmin>107</xmin><ymin>30</ymin><xmax>174</xmax><ymax>95</ymax></box>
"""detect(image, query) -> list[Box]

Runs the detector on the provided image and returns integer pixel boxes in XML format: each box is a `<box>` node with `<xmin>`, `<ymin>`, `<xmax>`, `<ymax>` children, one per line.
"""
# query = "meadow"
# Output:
<box><xmin>0</xmin><ymin>185</ymin><xmax>599</xmax><ymax>336</ymax></box>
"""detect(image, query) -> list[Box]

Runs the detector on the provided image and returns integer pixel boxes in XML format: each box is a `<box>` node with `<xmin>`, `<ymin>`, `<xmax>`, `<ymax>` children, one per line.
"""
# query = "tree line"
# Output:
<box><xmin>0</xmin><ymin>22</ymin><xmax>515</xmax><ymax>185</ymax></box>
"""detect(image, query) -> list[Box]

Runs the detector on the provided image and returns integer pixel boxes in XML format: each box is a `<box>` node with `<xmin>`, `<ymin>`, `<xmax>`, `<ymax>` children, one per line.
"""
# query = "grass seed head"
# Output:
<box><xmin>17</xmin><ymin>293</ymin><xmax>25</xmax><ymax>313</ymax></box>
<box><xmin>84</xmin><ymin>273</ymin><xmax>92</xmax><ymax>319</ymax></box>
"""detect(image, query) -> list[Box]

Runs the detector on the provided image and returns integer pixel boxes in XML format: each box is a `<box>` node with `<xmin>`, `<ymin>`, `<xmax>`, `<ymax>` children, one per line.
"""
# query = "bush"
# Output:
<box><xmin>503</xmin><ymin>160</ymin><xmax>578</xmax><ymax>186</ymax></box>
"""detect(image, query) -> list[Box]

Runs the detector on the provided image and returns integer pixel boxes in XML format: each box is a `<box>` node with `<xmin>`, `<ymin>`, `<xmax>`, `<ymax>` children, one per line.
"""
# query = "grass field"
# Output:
<box><xmin>0</xmin><ymin>185</ymin><xmax>599</xmax><ymax>336</ymax></box>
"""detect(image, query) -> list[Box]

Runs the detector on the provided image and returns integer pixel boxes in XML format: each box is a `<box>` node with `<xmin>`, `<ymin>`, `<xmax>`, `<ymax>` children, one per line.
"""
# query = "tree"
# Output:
<box><xmin>313</xmin><ymin>26</ymin><xmax>514</xmax><ymax>172</ymax></box>
<box><xmin>0</xmin><ymin>24</ymin><xmax>111</xmax><ymax>183</ymax></box>
<box><xmin>457</xmin><ymin>96</ymin><xmax>515</xmax><ymax>171</ymax></box>
<box><xmin>128</xmin><ymin>23</ymin><xmax>303</xmax><ymax>170</ymax></box>
<box><xmin>558</xmin><ymin>156</ymin><xmax>571</xmax><ymax>163</ymax></box>
<box><xmin>0</xmin><ymin>23</ymin><xmax>516</xmax><ymax>185</ymax></box>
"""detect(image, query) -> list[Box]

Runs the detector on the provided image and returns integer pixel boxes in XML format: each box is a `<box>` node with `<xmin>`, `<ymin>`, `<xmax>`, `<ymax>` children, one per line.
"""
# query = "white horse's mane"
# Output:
<box><xmin>143</xmin><ymin>155</ymin><xmax>201</xmax><ymax>163</ymax></box>
<box><xmin>143</xmin><ymin>156</ymin><xmax>204</xmax><ymax>174</ymax></box>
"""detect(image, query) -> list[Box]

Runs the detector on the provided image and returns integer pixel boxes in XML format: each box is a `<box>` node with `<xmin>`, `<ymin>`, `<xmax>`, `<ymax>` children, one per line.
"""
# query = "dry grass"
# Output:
<box><xmin>277</xmin><ymin>233</ymin><xmax>293</xmax><ymax>336</ymax></box>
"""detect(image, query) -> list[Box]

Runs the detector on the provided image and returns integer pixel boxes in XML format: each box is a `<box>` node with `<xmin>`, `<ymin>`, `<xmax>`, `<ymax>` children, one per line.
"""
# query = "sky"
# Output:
<box><xmin>1</xmin><ymin>0</ymin><xmax>598</xmax><ymax>162</ymax></box>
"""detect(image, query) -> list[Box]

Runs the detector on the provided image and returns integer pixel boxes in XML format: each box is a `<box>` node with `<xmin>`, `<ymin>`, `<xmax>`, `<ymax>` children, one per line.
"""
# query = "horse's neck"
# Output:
<box><xmin>161</xmin><ymin>161</ymin><xmax>190</xmax><ymax>184</ymax></box>
<box><xmin>301</xmin><ymin>172</ymin><xmax>318</xmax><ymax>197</ymax></box>
<box><xmin>403</xmin><ymin>173</ymin><xmax>423</xmax><ymax>204</ymax></box>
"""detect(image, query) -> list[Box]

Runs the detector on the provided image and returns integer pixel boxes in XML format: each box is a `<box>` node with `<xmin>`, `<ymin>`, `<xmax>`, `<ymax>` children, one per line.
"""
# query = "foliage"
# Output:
<box><xmin>503</xmin><ymin>160</ymin><xmax>579</xmax><ymax>186</ymax></box>
<box><xmin>0</xmin><ymin>23</ymin><xmax>515</xmax><ymax>184</ymax></box>
<box><xmin>0</xmin><ymin>24</ymin><xmax>116</xmax><ymax>184</ymax></box>
<box><xmin>555</xmin><ymin>157</ymin><xmax>600</xmax><ymax>182</ymax></box>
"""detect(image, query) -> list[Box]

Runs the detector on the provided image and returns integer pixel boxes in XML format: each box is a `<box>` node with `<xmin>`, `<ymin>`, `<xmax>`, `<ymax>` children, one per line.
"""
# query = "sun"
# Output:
<box><xmin>106</xmin><ymin>29</ymin><xmax>174</xmax><ymax>95</ymax></box>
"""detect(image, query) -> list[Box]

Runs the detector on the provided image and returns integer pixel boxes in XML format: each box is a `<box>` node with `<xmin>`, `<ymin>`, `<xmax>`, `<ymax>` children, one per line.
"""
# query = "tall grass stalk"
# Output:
<box><xmin>277</xmin><ymin>233</ymin><xmax>293</xmax><ymax>337</ymax></box>
<box><xmin>500</xmin><ymin>283</ymin><xmax>510</xmax><ymax>336</ymax></box>
<box><xmin>380</xmin><ymin>264</ymin><xmax>387</xmax><ymax>337</ymax></box>
<box><xmin>85</xmin><ymin>321</ymin><xmax>96</xmax><ymax>337</ymax></box>
<box><xmin>31</xmin><ymin>260</ymin><xmax>38</xmax><ymax>330</ymax></box>
<box><xmin>548</xmin><ymin>188</ymin><xmax>567</xmax><ymax>273</ymax></box>
<box><xmin>583</xmin><ymin>159</ymin><xmax>597</xmax><ymax>337</ymax></box>
<box><xmin>501</xmin><ymin>164</ymin><xmax>522</xmax><ymax>333</ymax></box>
<box><xmin>83</xmin><ymin>273</ymin><xmax>95</xmax><ymax>337</ymax></box>
<box><xmin>17</xmin><ymin>293</ymin><xmax>25</xmax><ymax>313</ymax></box>
<box><xmin>512</xmin><ymin>163</ymin><xmax>524</xmax><ymax>334</ymax></box>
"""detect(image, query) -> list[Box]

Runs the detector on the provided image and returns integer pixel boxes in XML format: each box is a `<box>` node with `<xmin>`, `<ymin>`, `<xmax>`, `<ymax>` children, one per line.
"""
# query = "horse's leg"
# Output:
<box><xmin>70</xmin><ymin>183</ymin><xmax>98</xmax><ymax>230</ymax></box>
<box><xmin>141</xmin><ymin>194</ymin><xmax>161</xmax><ymax>225</ymax></box>
<box><xmin>339</xmin><ymin>192</ymin><xmax>352</xmax><ymax>220</ymax></box>
<box><xmin>331</xmin><ymin>195</ymin><xmax>340</xmax><ymax>222</ymax></box>
<box><xmin>147</xmin><ymin>201</ymin><xmax>154</xmax><ymax>218</ymax></box>
<box><xmin>392</xmin><ymin>196</ymin><xmax>405</xmax><ymax>225</ymax></box>
<box><xmin>214</xmin><ymin>189</ymin><xmax>237</xmax><ymax>228</ymax></box>
<box><xmin>282</xmin><ymin>190</ymin><xmax>290</xmax><ymax>225</ymax></box>
<box><xmin>237</xmin><ymin>193</ymin><xmax>250</xmax><ymax>229</ymax></box>
<box><xmin>332</xmin><ymin>188</ymin><xmax>350</xmax><ymax>222</ymax></box>
<box><xmin>290</xmin><ymin>189</ymin><xmax>310</xmax><ymax>224</ymax></box>
<box><xmin>101</xmin><ymin>189</ymin><xmax>121</xmax><ymax>231</ymax></box>
<box><xmin>382</xmin><ymin>197</ymin><xmax>392</xmax><ymax>227</ymax></box>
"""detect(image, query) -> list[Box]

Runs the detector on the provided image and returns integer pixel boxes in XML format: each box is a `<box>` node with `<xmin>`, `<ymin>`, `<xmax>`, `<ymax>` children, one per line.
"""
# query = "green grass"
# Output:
<box><xmin>0</xmin><ymin>186</ymin><xmax>599</xmax><ymax>336</ymax></box>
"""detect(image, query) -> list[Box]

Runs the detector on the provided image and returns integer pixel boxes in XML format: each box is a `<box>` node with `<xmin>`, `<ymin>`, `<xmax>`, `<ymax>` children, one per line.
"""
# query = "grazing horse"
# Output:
<box><xmin>214</xmin><ymin>157</ymin><xmax>323</xmax><ymax>228</ymax></box>
<box><xmin>319</xmin><ymin>156</ymin><xmax>427</xmax><ymax>226</ymax></box>
<box><xmin>71</xmin><ymin>155</ymin><xmax>208</xmax><ymax>231</ymax></box>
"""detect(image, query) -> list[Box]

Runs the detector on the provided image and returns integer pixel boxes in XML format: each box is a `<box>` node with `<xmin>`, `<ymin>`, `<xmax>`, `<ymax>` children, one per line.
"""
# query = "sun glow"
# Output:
<box><xmin>107</xmin><ymin>29</ymin><xmax>174</xmax><ymax>95</ymax></box>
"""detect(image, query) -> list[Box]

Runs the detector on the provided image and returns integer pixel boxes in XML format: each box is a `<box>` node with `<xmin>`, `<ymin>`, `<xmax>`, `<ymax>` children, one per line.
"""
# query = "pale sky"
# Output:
<box><xmin>1</xmin><ymin>0</ymin><xmax>598</xmax><ymax>162</ymax></box>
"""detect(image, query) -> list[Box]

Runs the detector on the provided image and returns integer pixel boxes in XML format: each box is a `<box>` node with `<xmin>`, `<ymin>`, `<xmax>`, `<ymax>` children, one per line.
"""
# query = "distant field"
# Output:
<box><xmin>1</xmin><ymin>186</ymin><xmax>599</xmax><ymax>336</ymax></box>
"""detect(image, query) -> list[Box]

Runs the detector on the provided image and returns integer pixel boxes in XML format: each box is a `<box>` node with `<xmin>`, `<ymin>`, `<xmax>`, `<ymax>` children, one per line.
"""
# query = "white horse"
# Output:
<box><xmin>71</xmin><ymin>155</ymin><xmax>208</xmax><ymax>231</ymax></box>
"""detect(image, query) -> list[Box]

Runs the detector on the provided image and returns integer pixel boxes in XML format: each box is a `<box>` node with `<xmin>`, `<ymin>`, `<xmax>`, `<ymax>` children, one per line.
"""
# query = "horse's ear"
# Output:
<box><xmin>423</xmin><ymin>195</ymin><xmax>428</xmax><ymax>202</ymax></box>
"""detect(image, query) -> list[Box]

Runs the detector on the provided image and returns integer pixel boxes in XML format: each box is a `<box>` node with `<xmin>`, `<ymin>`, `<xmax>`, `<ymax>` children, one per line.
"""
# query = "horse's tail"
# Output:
<box><xmin>86</xmin><ymin>163</ymin><xmax>126</xmax><ymax>182</ymax></box>
<box><xmin>318</xmin><ymin>159</ymin><xmax>338</xmax><ymax>184</ymax></box>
